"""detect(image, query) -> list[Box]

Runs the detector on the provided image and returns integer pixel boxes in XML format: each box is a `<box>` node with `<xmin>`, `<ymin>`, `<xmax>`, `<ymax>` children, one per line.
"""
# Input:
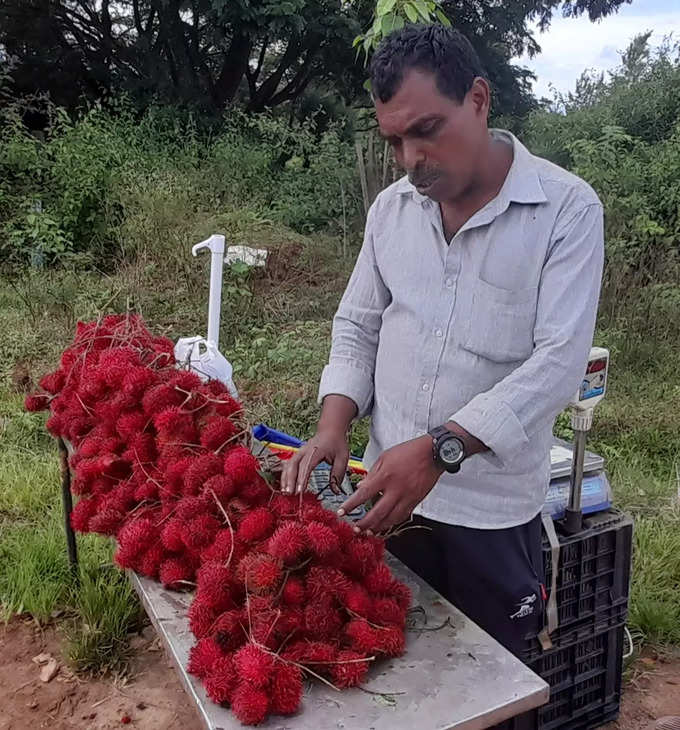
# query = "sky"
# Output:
<box><xmin>516</xmin><ymin>0</ymin><xmax>680</xmax><ymax>99</ymax></box>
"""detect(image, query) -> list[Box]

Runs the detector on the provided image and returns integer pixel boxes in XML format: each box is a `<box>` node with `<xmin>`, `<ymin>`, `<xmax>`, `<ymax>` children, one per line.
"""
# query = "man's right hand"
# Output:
<box><xmin>280</xmin><ymin>394</ymin><xmax>357</xmax><ymax>495</ymax></box>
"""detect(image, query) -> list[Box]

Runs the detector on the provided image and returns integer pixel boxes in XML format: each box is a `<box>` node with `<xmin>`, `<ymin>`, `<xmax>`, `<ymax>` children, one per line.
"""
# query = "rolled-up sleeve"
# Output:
<box><xmin>451</xmin><ymin>202</ymin><xmax>604</xmax><ymax>465</ymax></box>
<box><xmin>318</xmin><ymin>199</ymin><xmax>391</xmax><ymax>418</ymax></box>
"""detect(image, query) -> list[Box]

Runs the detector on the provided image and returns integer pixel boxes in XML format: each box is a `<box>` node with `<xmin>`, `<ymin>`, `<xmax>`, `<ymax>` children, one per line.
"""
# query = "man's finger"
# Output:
<box><xmin>355</xmin><ymin>492</ymin><xmax>397</xmax><ymax>533</ymax></box>
<box><xmin>373</xmin><ymin>501</ymin><xmax>410</xmax><ymax>534</ymax></box>
<box><xmin>337</xmin><ymin>474</ymin><xmax>382</xmax><ymax>516</ymax></box>
<box><xmin>296</xmin><ymin>444</ymin><xmax>324</xmax><ymax>494</ymax></box>
<box><xmin>281</xmin><ymin>448</ymin><xmax>305</xmax><ymax>494</ymax></box>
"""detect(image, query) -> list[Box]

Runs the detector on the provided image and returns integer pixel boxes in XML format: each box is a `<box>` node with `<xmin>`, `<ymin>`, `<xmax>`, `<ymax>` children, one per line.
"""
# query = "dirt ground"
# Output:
<box><xmin>1</xmin><ymin>618</ymin><xmax>678</xmax><ymax>730</ymax></box>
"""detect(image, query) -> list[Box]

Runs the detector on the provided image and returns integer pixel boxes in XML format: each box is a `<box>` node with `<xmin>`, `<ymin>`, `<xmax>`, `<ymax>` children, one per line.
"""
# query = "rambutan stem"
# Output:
<box><xmin>208</xmin><ymin>488</ymin><xmax>235</xmax><ymax>568</ymax></box>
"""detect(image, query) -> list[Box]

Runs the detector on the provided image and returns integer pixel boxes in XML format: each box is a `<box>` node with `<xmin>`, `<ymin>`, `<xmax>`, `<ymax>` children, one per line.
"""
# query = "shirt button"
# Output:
<box><xmin>434</xmin><ymin>328</ymin><xmax>443</xmax><ymax>338</ymax></box>
<box><xmin>445</xmin><ymin>278</ymin><xmax>454</xmax><ymax>288</ymax></box>
<box><xmin>422</xmin><ymin>383</ymin><xmax>430</xmax><ymax>392</ymax></box>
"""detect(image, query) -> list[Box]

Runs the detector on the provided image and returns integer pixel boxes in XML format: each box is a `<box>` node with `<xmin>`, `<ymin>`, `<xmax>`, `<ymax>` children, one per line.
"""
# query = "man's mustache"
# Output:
<box><xmin>408</xmin><ymin>169</ymin><xmax>441</xmax><ymax>187</ymax></box>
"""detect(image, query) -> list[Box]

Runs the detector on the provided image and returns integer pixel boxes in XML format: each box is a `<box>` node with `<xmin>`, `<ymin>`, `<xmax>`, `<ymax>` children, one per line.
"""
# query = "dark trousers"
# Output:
<box><xmin>387</xmin><ymin>512</ymin><xmax>545</xmax><ymax>661</ymax></box>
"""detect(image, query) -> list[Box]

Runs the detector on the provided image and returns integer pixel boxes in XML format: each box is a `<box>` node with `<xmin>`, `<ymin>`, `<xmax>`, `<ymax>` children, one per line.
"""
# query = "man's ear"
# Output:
<box><xmin>468</xmin><ymin>77</ymin><xmax>491</xmax><ymax>118</ymax></box>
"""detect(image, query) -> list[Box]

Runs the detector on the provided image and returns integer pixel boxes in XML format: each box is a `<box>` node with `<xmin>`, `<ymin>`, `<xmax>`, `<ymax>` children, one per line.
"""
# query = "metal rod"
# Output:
<box><xmin>58</xmin><ymin>438</ymin><xmax>79</xmax><ymax>577</ymax></box>
<box><xmin>563</xmin><ymin>429</ymin><xmax>587</xmax><ymax>534</ymax></box>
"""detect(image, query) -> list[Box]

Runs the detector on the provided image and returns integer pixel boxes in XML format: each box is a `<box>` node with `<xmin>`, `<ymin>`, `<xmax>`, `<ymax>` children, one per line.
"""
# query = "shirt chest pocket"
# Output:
<box><xmin>462</xmin><ymin>278</ymin><xmax>538</xmax><ymax>363</ymax></box>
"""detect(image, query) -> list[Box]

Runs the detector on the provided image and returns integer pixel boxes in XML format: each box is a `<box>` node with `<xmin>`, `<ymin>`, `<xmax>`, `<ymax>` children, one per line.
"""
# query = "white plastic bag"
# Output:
<box><xmin>174</xmin><ymin>336</ymin><xmax>239</xmax><ymax>399</ymax></box>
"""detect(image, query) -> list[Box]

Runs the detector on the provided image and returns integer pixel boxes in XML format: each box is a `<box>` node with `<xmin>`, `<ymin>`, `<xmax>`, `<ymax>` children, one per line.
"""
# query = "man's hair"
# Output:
<box><xmin>369</xmin><ymin>24</ymin><xmax>487</xmax><ymax>104</ymax></box>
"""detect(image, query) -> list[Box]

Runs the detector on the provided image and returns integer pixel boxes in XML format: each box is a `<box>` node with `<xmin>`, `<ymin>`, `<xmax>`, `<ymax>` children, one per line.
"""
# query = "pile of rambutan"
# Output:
<box><xmin>26</xmin><ymin>314</ymin><xmax>411</xmax><ymax>726</ymax></box>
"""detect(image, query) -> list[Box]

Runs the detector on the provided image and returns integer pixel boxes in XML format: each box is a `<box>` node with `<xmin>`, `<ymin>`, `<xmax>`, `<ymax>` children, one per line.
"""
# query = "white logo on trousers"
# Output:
<box><xmin>510</xmin><ymin>593</ymin><xmax>537</xmax><ymax>620</ymax></box>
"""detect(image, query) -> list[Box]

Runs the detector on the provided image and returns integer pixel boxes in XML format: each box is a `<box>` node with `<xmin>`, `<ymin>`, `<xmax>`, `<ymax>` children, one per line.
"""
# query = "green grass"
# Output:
<box><xmin>0</xmin><ymin>217</ymin><xmax>678</xmax><ymax>673</ymax></box>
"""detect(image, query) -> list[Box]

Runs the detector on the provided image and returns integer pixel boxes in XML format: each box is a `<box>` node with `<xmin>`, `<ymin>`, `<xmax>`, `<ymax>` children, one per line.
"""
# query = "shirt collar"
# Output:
<box><xmin>395</xmin><ymin>129</ymin><xmax>548</xmax><ymax>209</ymax></box>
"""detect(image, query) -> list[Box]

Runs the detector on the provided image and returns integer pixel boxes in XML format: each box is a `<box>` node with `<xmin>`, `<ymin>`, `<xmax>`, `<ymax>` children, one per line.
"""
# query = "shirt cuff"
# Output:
<box><xmin>450</xmin><ymin>394</ymin><xmax>529</xmax><ymax>467</ymax></box>
<box><xmin>318</xmin><ymin>360</ymin><xmax>374</xmax><ymax>419</ymax></box>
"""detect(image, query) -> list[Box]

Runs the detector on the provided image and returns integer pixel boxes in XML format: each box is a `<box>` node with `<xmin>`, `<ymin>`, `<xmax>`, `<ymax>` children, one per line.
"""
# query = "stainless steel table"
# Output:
<box><xmin>130</xmin><ymin>552</ymin><xmax>549</xmax><ymax>730</ymax></box>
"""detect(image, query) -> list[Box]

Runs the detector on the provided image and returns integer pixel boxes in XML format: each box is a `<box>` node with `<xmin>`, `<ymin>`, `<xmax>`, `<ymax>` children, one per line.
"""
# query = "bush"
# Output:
<box><xmin>524</xmin><ymin>35</ymin><xmax>680</xmax><ymax>338</ymax></box>
<box><xmin>0</xmin><ymin>100</ymin><xmax>361</xmax><ymax>267</ymax></box>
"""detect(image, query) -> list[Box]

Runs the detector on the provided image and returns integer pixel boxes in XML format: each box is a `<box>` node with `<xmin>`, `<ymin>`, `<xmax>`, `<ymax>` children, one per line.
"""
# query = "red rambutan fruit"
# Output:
<box><xmin>345</xmin><ymin>619</ymin><xmax>405</xmax><ymax>657</ymax></box>
<box><xmin>231</xmin><ymin>682</ymin><xmax>270</xmax><ymax>726</ymax></box>
<box><xmin>282</xmin><ymin>640</ymin><xmax>336</xmax><ymax>666</ymax></box>
<box><xmin>370</xmin><ymin>597</ymin><xmax>406</xmax><ymax>627</ymax></box>
<box><xmin>236</xmin><ymin>507</ymin><xmax>275</xmax><ymax>544</ymax></box>
<box><xmin>269</xmin><ymin>494</ymin><xmax>300</xmax><ymax>519</ymax></box>
<box><xmin>276</xmin><ymin>607</ymin><xmax>304</xmax><ymax>639</ymax></box>
<box><xmin>200</xmin><ymin>416</ymin><xmax>238</xmax><ymax>452</ymax></box>
<box><xmin>24</xmin><ymin>393</ymin><xmax>50</xmax><ymax>413</ymax></box>
<box><xmin>342</xmin><ymin>584</ymin><xmax>373</xmax><ymax>618</ymax></box>
<box><xmin>238</xmin><ymin>478</ymin><xmax>270</xmax><ymax>505</ymax></box>
<box><xmin>223</xmin><ymin>447</ymin><xmax>258</xmax><ymax>486</ymax></box>
<box><xmin>304</xmin><ymin>596</ymin><xmax>343</xmax><ymax>641</ymax></box>
<box><xmin>88</xmin><ymin>508</ymin><xmax>125</xmax><ymax>536</ymax></box>
<box><xmin>70</xmin><ymin>497</ymin><xmax>98</xmax><ymax>532</ymax></box>
<box><xmin>330</xmin><ymin>650</ymin><xmax>371</xmax><ymax>689</ymax></box>
<box><xmin>123</xmin><ymin>432</ymin><xmax>157</xmax><ymax>465</ymax></box>
<box><xmin>306</xmin><ymin>566</ymin><xmax>351</xmax><ymax>601</ymax></box>
<box><xmin>141</xmin><ymin>383</ymin><xmax>185</xmax><ymax>417</ymax></box>
<box><xmin>108</xmin><ymin>481</ymin><xmax>138</xmax><ymax>513</ymax></box>
<box><xmin>305</xmin><ymin>521</ymin><xmax>340</xmax><ymax>558</ymax></box>
<box><xmin>39</xmin><ymin>370</ymin><xmax>66</xmax><ymax>395</ymax></box>
<box><xmin>344</xmin><ymin>538</ymin><xmax>379</xmax><ymax>578</ymax></box>
<box><xmin>187</xmin><ymin>637</ymin><xmax>224</xmax><ymax>679</ymax></box>
<box><xmin>183</xmin><ymin>453</ymin><xmax>223</xmax><ymax>495</ymax></box>
<box><xmin>159</xmin><ymin>557</ymin><xmax>194</xmax><ymax>590</ymax></box>
<box><xmin>281</xmin><ymin>576</ymin><xmax>306</xmax><ymax>606</ymax></box>
<box><xmin>160</xmin><ymin>518</ymin><xmax>184</xmax><ymax>552</ymax></box>
<box><xmin>237</xmin><ymin>554</ymin><xmax>282</xmax><ymax>594</ymax></box>
<box><xmin>122</xmin><ymin>366</ymin><xmax>159</xmax><ymax>399</ymax></box>
<box><xmin>115</xmin><ymin>411</ymin><xmax>148</xmax><ymax>441</ymax></box>
<box><xmin>151</xmin><ymin>336</ymin><xmax>175</xmax><ymax>364</ymax></box>
<box><xmin>137</xmin><ymin>543</ymin><xmax>165</xmax><ymax>578</ymax></box>
<box><xmin>45</xmin><ymin>413</ymin><xmax>64</xmax><ymax>437</ymax></box>
<box><xmin>117</xmin><ymin>517</ymin><xmax>157</xmax><ymax>554</ymax></box>
<box><xmin>168</xmin><ymin>369</ymin><xmax>203</xmax><ymax>391</ymax></box>
<box><xmin>181</xmin><ymin>514</ymin><xmax>221</xmax><ymax>551</ymax></box>
<box><xmin>188</xmin><ymin>596</ymin><xmax>219</xmax><ymax>639</ymax></box>
<box><xmin>390</xmin><ymin>580</ymin><xmax>412</xmax><ymax>613</ymax></box>
<box><xmin>164</xmin><ymin>456</ymin><xmax>196</xmax><ymax>496</ymax></box>
<box><xmin>270</xmin><ymin>662</ymin><xmax>303</xmax><ymax>716</ymax></box>
<box><xmin>363</xmin><ymin>563</ymin><xmax>394</xmax><ymax>595</ymax></box>
<box><xmin>204</xmin><ymin>655</ymin><xmax>238</xmax><ymax>706</ymax></box>
<box><xmin>213</xmin><ymin>609</ymin><xmax>246</xmax><ymax>652</ymax></box>
<box><xmin>134</xmin><ymin>479</ymin><xmax>159</xmax><ymax>502</ymax></box>
<box><xmin>153</xmin><ymin>407</ymin><xmax>198</xmax><ymax>446</ymax></box>
<box><xmin>234</xmin><ymin>644</ymin><xmax>274</xmax><ymax>689</ymax></box>
<box><xmin>175</xmin><ymin>495</ymin><xmax>211</xmax><ymax>521</ymax></box>
<box><xmin>267</xmin><ymin>523</ymin><xmax>307</xmax><ymax>565</ymax></box>
<box><xmin>200</xmin><ymin>529</ymin><xmax>236</xmax><ymax>563</ymax></box>
<box><xmin>202</xmin><ymin>474</ymin><xmax>236</xmax><ymax>504</ymax></box>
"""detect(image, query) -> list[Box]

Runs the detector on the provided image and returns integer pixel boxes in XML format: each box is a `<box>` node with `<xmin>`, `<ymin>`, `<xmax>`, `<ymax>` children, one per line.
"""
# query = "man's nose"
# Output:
<box><xmin>401</xmin><ymin>139</ymin><xmax>425</xmax><ymax>171</ymax></box>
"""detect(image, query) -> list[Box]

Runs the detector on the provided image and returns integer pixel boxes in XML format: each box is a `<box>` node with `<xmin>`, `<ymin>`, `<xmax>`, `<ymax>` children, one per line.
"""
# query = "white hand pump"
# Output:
<box><xmin>173</xmin><ymin>234</ymin><xmax>238</xmax><ymax>399</ymax></box>
<box><xmin>192</xmin><ymin>234</ymin><xmax>225</xmax><ymax>349</ymax></box>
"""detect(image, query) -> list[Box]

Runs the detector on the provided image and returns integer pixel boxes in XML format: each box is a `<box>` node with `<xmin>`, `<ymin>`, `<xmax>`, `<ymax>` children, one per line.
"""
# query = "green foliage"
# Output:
<box><xmin>0</xmin><ymin>103</ymin><xmax>362</xmax><ymax>266</ymax></box>
<box><xmin>524</xmin><ymin>35</ymin><xmax>680</xmax><ymax>341</ymax></box>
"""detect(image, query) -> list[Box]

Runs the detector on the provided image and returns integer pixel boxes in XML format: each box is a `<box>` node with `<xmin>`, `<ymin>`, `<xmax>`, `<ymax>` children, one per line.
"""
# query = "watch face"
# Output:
<box><xmin>440</xmin><ymin>437</ymin><xmax>463</xmax><ymax>465</ymax></box>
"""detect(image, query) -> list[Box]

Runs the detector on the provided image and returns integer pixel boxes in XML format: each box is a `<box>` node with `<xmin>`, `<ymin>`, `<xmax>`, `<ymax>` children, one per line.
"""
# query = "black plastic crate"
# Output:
<box><xmin>542</xmin><ymin>510</ymin><xmax>633</xmax><ymax>631</ymax></box>
<box><xmin>513</xmin><ymin>622</ymin><xmax>626</xmax><ymax>730</ymax></box>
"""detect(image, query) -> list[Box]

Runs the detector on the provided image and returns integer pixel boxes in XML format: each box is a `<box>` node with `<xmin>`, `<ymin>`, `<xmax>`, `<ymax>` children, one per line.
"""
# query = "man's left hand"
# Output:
<box><xmin>338</xmin><ymin>435</ymin><xmax>444</xmax><ymax>534</ymax></box>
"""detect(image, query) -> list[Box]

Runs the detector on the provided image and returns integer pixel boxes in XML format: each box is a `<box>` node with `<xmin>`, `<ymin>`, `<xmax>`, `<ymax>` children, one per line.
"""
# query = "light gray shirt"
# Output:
<box><xmin>318</xmin><ymin>130</ymin><xmax>604</xmax><ymax>528</ymax></box>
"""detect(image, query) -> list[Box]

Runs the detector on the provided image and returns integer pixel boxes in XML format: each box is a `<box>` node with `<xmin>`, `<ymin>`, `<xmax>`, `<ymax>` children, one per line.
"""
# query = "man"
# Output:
<box><xmin>281</xmin><ymin>24</ymin><xmax>604</xmax><ymax>659</ymax></box>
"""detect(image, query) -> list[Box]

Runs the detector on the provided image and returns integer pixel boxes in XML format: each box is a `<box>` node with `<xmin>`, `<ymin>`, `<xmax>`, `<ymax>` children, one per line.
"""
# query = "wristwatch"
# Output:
<box><xmin>428</xmin><ymin>425</ymin><xmax>466</xmax><ymax>473</ymax></box>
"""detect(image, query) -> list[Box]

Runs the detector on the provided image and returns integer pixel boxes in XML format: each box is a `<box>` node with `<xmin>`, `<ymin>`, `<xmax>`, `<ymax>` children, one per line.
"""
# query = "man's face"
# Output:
<box><xmin>375</xmin><ymin>69</ymin><xmax>489</xmax><ymax>202</ymax></box>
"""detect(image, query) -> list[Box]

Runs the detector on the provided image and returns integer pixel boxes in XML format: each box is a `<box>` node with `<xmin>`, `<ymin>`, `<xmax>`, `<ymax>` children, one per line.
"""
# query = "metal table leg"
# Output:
<box><xmin>58</xmin><ymin>438</ymin><xmax>79</xmax><ymax>577</ymax></box>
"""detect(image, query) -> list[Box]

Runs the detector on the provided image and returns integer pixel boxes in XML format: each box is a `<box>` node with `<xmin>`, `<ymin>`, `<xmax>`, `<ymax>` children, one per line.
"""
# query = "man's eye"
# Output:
<box><xmin>416</xmin><ymin>122</ymin><xmax>439</xmax><ymax>137</ymax></box>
